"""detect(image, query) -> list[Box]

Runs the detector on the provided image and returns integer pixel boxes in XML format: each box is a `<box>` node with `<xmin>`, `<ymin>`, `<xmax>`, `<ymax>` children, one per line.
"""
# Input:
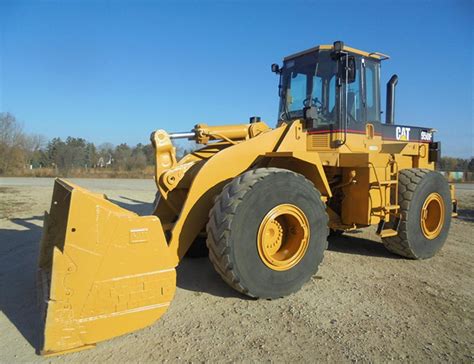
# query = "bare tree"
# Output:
<box><xmin>0</xmin><ymin>112</ymin><xmax>28</xmax><ymax>174</ymax></box>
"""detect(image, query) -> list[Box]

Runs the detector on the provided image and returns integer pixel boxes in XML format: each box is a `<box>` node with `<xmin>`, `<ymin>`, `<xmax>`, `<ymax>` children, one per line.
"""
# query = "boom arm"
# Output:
<box><xmin>166</xmin><ymin>121</ymin><xmax>270</xmax><ymax>144</ymax></box>
<box><xmin>150</xmin><ymin>121</ymin><xmax>270</xmax><ymax>197</ymax></box>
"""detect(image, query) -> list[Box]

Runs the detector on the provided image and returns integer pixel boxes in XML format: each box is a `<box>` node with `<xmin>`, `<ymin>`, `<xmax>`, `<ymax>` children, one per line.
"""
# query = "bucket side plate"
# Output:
<box><xmin>38</xmin><ymin>179</ymin><xmax>176</xmax><ymax>356</ymax></box>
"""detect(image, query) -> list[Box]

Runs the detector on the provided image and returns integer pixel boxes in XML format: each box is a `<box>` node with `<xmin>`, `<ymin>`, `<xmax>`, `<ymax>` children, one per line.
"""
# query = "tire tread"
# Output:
<box><xmin>382</xmin><ymin>168</ymin><xmax>433</xmax><ymax>259</ymax></box>
<box><xmin>206</xmin><ymin>168</ymin><xmax>328</xmax><ymax>298</ymax></box>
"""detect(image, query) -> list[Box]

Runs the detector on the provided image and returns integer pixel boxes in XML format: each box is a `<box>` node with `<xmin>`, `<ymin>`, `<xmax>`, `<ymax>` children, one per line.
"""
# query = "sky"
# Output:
<box><xmin>0</xmin><ymin>0</ymin><xmax>472</xmax><ymax>157</ymax></box>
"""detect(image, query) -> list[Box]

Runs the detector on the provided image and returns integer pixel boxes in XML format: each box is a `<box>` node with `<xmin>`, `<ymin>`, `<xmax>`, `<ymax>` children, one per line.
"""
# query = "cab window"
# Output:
<box><xmin>312</xmin><ymin>76</ymin><xmax>323</xmax><ymax>105</ymax></box>
<box><xmin>328</xmin><ymin>76</ymin><xmax>336</xmax><ymax>112</ymax></box>
<box><xmin>346</xmin><ymin>58</ymin><xmax>363</xmax><ymax>123</ymax></box>
<box><xmin>288</xmin><ymin>73</ymin><xmax>308</xmax><ymax>112</ymax></box>
<box><xmin>365</xmin><ymin>60</ymin><xmax>380</xmax><ymax>122</ymax></box>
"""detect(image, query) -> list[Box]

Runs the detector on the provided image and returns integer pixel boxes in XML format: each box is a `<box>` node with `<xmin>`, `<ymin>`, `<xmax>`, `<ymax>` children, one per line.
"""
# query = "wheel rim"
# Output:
<box><xmin>420</xmin><ymin>192</ymin><xmax>445</xmax><ymax>240</ymax></box>
<box><xmin>257</xmin><ymin>204</ymin><xmax>310</xmax><ymax>271</ymax></box>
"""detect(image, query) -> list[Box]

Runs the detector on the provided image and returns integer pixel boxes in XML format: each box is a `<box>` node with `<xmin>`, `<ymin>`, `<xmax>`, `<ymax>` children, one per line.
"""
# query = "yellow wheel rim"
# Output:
<box><xmin>257</xmin><ymin>204</ymin><xmax>310</xmax><ymax>271</ymax></box>
<box><xmin>420</xmin><ymin>192</ymin><xmax>445</xmax><ymax>240</ymax></box>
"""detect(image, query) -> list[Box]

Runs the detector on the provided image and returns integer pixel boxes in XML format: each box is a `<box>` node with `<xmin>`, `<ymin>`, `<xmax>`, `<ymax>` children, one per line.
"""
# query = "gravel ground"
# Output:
<box><xmin>0</xmin><ymin>177</ymin><xmax>473</xmax><ymax>363</ymax></box>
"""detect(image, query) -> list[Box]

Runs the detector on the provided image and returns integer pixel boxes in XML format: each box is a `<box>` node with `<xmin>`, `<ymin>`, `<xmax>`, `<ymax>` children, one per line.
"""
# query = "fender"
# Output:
<box><xmin>265</xmin><ymin>121</ymin><xmax>332</xmax><ymax>198</ymax></box>
<box><xmin>168</xmin><ymin>125</ymin><xmax>287</xmax><ymax>262</ymax></box>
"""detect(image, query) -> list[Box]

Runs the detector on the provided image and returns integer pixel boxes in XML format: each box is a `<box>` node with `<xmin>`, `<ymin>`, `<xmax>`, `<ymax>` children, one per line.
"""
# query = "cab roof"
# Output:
<box><xmin>284</xmin><ymin>44</ymin><xmax>390</xmax><ymax>62</ymax></box>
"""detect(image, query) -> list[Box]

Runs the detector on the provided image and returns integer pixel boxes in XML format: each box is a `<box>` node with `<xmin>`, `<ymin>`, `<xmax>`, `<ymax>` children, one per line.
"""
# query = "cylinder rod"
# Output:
<box><xmin>169</xmin><ymin>132</ymin><xmax>195</xmax><ymax>140</ymax></box>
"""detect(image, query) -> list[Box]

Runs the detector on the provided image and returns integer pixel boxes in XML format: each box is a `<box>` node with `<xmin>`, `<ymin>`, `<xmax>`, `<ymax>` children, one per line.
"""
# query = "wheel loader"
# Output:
<box><xmin>37</xmin><ymin>41</ymin><xmax>457</xmax><ymax>356</ymax></box>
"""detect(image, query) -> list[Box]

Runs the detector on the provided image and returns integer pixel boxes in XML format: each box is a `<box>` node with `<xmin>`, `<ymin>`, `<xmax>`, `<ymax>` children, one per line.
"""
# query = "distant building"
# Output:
<box><xmin>97</xmin><ymin>155</ymin><xmax>113</xmax><ymax>168</ymax></box>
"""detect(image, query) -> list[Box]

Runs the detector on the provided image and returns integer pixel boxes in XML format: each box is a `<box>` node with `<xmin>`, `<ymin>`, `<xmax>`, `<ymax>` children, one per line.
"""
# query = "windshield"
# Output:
<box><xmin>279</xmin><ymin>51</ymin><xmax>338</xmax><ymax>126</ymax></box>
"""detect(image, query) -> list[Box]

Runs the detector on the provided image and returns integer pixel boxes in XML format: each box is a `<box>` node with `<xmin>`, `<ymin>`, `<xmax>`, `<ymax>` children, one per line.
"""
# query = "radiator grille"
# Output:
<box><xmin>308</xmin><ymin>134</ymin><xmax>330</xmax><ymax>150</ymax></box>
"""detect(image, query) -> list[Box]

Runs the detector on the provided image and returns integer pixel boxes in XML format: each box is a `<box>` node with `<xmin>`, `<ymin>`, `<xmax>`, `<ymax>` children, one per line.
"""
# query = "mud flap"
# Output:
<box><xmin>37</xmin><ymin>179</ymin><xmax>177</xmax><ymax>356</ymax></box>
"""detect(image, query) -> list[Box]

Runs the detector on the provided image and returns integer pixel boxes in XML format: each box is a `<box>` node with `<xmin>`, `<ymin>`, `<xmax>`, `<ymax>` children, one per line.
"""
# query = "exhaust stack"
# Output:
<box><xmin>386</xmin><ymin>74</ymin><xmax>398</xmax><ymax>124</ymax></box>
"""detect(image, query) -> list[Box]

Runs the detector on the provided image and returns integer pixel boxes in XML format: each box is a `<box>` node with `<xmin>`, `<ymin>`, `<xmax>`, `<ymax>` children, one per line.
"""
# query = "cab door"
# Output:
<box><xmin>362</xmin><ymin>58</ymin><xmax>382</xmax><ymax>124</ymax></box>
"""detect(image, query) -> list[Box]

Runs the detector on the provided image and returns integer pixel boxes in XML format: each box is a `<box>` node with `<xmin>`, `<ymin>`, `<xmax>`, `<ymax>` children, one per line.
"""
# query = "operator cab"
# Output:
<box><xmin>273</xmin><ymin>41</ymin><xmax>387</xmax><ymax>142</ymax></box>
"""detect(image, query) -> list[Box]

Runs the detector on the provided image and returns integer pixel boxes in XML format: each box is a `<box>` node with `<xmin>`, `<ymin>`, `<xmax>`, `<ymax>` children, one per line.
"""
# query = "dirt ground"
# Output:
<box><xmin>0</xmin><ymin>177</ymin><xmax>473</xmax><ymax>363</ymax></box>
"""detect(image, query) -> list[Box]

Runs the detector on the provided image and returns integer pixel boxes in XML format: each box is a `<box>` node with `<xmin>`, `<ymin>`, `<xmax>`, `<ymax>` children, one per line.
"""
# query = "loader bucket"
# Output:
<box><xmin>37</xmin><ymin>179</ymin><xmax>177</xmax><ymax>356</ymax></box>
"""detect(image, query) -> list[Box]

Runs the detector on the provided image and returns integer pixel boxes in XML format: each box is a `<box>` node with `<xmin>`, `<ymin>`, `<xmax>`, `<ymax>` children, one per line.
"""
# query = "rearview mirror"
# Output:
<box><xmin>271</xmin><ymin>63</ymin><xmax>281</xmax><ymax>74</ymax></box>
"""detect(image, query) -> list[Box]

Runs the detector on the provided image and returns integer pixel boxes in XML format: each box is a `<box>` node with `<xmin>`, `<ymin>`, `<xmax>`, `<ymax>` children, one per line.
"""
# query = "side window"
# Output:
<box><xmin>365</xmin><ymin>61</ymin><xmax>380</xmax><ymax>122</ymax></box>
<box><xmin>328</xmin><ymin>76</ymin><xmax>336</xmax><ymax>112</ymax></box>
<box><xmin>346</xmin><ymin>59</ymin><xmax>363</xmax><ymax>123</ymax></box>
<box><xmin>366</xmin><ymin>66</ymin><xmax>374</xmax><ymax>108</ymax></box>
<box><xmin>288</xmin><ymin>73</ymin><xmax>307</xmax><ymax>112</ymax></box>
<box><xmin>312</xmin><ymin>76</ymin><xmax>323</xmax><ymax>104</ymax></box>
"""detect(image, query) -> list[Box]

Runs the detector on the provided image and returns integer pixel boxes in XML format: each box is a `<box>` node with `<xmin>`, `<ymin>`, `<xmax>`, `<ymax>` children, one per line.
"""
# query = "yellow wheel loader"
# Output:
<box><xmin>37</xmin><ymin>41</ymin><xmax>457</xmax><ymax>356</ymax></box>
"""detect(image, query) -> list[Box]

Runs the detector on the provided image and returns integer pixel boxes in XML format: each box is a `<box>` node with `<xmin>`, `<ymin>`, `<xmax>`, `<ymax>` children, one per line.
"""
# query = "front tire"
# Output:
<box><xmin>382</xmin><ymin>169</ymin><xmax>451</xmax><ymax>259</ymax></box>
<box><xmin>206</xmin><ymin>168</ymin><xmax>329</xmax><ymax>299</ymax></box>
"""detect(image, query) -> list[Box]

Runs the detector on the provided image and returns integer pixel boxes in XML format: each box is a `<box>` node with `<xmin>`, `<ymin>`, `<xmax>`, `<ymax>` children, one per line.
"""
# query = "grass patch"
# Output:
<box><xmin>0</xmin><ymin>187</ymin><xmax>29</xmax><ymax>219</ymax></box>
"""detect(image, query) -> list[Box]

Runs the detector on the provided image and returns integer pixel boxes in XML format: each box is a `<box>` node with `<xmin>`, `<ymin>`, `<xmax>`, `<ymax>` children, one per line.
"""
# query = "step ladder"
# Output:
<box><xmin>369</xmin><ymin>161</ymin><xmax>401</xmax><ymax>238</ymax></box>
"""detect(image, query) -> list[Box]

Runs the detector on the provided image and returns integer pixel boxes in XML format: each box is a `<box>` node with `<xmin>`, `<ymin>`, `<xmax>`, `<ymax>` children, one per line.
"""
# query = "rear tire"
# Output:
<box><xmin>382</xmin><ymin>168</ymin><xmax>451</xmax><ymax>259</ymax></box>
<box><xmin>206</xmin><ymin>168</ymin><xmax>329</xmax><ymax>299</ymax></box>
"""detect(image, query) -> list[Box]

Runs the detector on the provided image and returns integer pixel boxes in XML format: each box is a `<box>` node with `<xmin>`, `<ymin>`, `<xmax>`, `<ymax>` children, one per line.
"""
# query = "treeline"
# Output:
<box><xmin>0</xmin><ymin>112</ymin><xmax>191</xmax><ymax>177</ymax></box>
<box><xmin>438</xmin><ymin>157</ymin><xmax>474</xmax><ymax>172</ymax></box>
<box><xmin>1</xmin><ymin>112</ymin><xmax>473</xmax><ymax>177</ymax></box>
<box><xmin>39</xmin><ymin>138</ymin><xmax>155</xmax><ymax>172</ymax></box>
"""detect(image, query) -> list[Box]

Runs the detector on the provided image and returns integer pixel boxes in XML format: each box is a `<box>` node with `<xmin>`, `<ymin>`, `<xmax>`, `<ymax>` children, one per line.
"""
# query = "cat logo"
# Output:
<box><xmin>396</xmin><ymin>127</ymin><xmax>411</xmax><ymax>141</ymax></box>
